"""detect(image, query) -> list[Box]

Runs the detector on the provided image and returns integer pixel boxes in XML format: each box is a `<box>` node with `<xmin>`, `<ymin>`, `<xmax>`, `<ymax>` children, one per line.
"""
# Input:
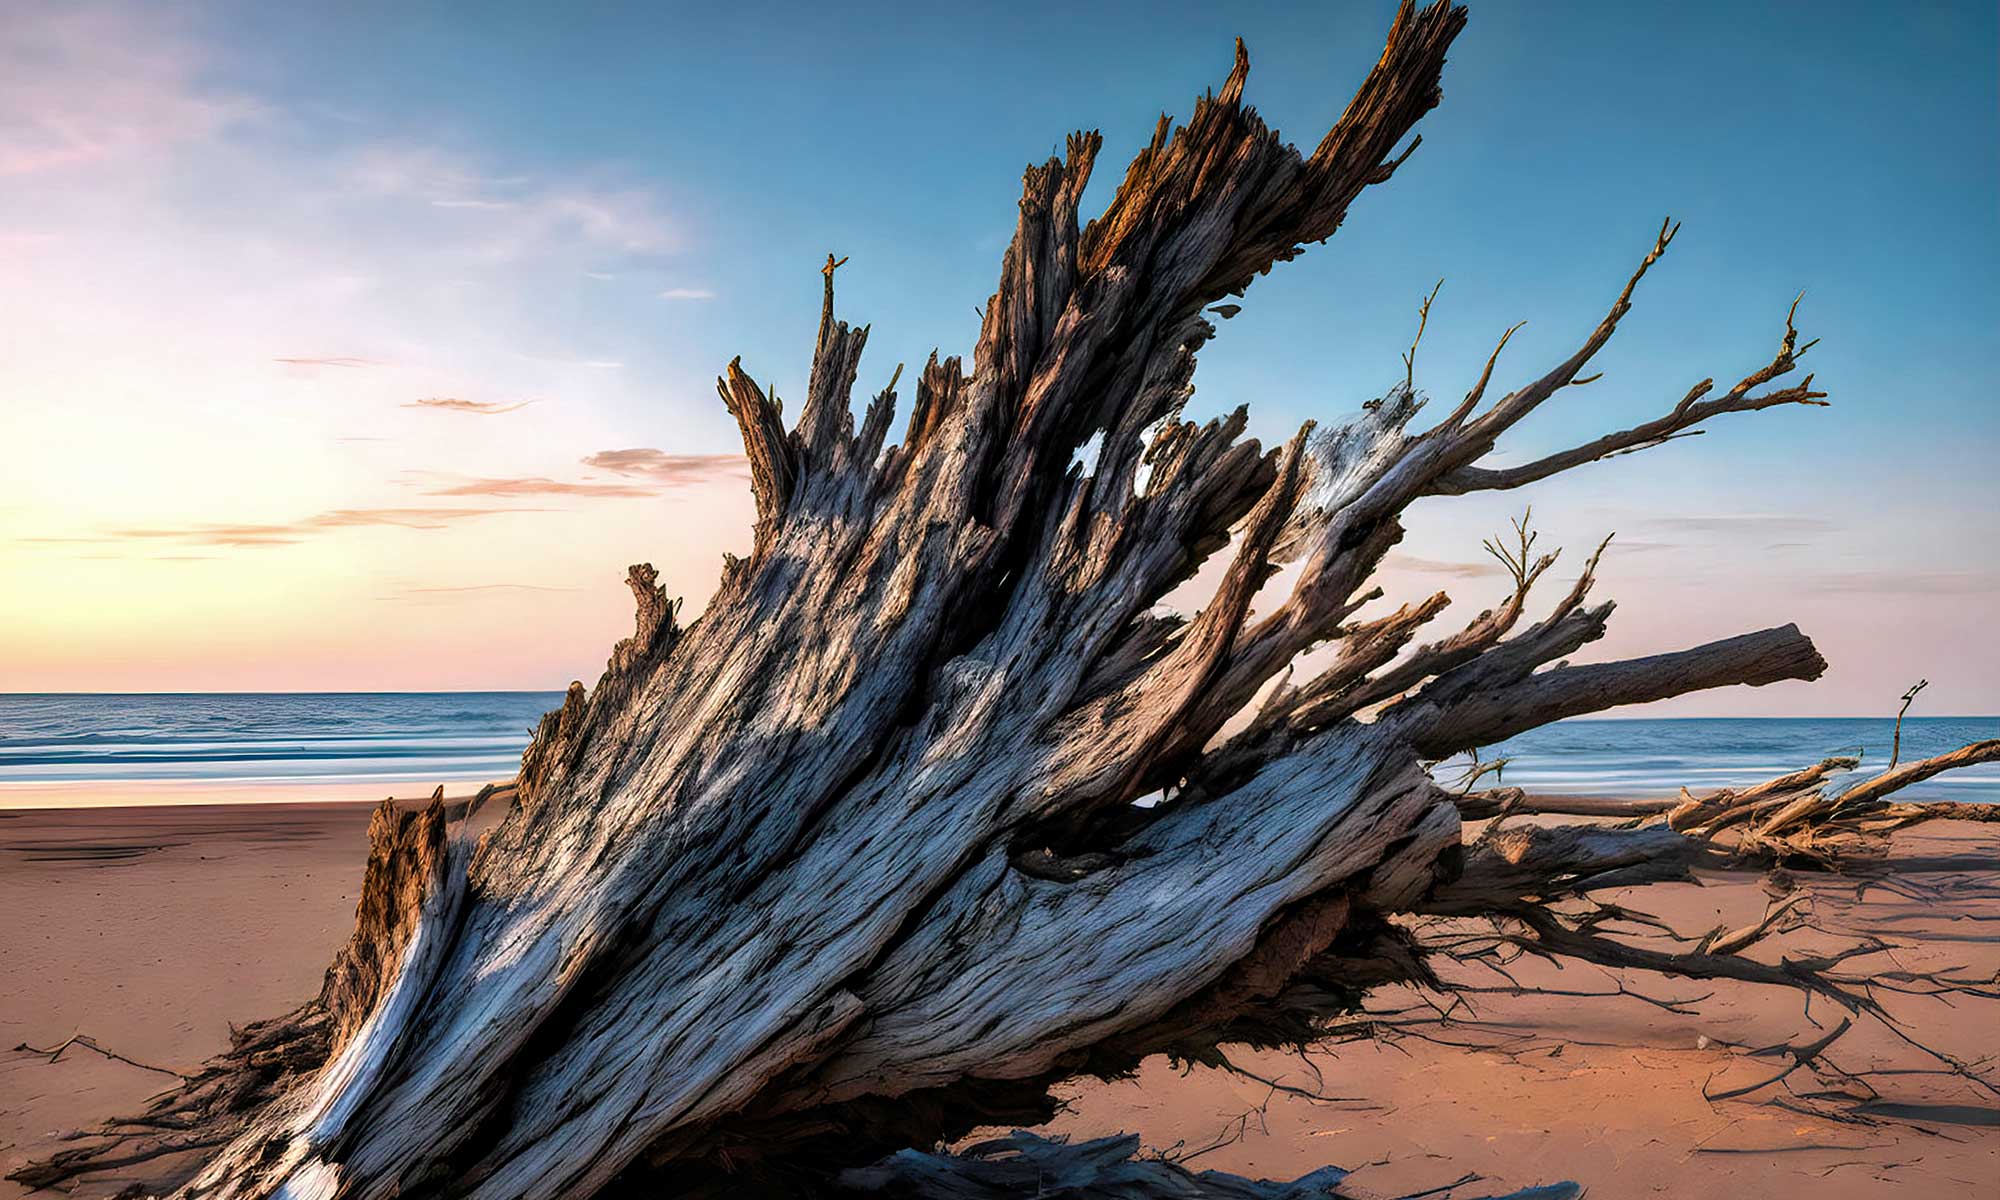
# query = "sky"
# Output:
<box><xmin>0</xmin><ymin>0</ymin><xmax>1994</xmax><ymax>715</ymax></box>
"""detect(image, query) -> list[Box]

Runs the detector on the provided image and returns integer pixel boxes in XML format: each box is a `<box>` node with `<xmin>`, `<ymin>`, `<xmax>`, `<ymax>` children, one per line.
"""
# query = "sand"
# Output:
<box><xmin>2</xmin><ymin>801</ymin><xmax>1996</xmax><ymax>1198</ymax></box>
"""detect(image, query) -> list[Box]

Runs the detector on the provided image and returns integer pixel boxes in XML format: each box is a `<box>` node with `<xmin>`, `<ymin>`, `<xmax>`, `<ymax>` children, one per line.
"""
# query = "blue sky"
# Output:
<box><xmin>2</xmin><ymin>1</ymin><xmax>1994</xmax><ymax>713</ymax></box>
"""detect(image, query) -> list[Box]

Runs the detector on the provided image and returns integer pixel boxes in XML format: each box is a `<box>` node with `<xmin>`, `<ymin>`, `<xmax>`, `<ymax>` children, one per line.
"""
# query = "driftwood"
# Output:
<box><xmin>19</xmin><ymin>2</ymin><xmax>2000</xmax><ymax>1196</ymax></box>
<box><xmin>833</xmin><ymin>1131</ymin><xmax>1580</xmax><ymax>1200</ymax></box>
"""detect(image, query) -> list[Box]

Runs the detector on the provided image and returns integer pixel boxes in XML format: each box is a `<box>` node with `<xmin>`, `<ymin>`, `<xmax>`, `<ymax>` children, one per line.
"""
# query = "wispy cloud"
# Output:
<box><xmin>517</xmin><ymin>355</ymin><xmax>623</xmax><ymax>370</ymax></box>
<box><xmin>659</xmin><ymin>287</ymin><xmax>715</xmax><ymax>301</ymax></box>
<box><xmin>402</xmin><ymin>582</ymin><xmax>580</xmax><ymax>594</ymax></box>
<box><xmin>1639</xmin><ymin>514</ymin><xmax>1837</xmax><ymax>537</ymax></box>
<box><xmin>346</xmin><ymin>145</ymin><xmax>680</xmax><ymax>261</ymax></box>
<box><xmin>0</xmin><ymin>6</ymin><xmax>255</xmax><ymax>175</ymax></box>
<box><xmin>1381</xmin><ymin>553</ymin><xmax>1503</xmax><ymax>579</ymax></box>
<box><xmin>1808</xmin><ymin>570</ymin><xmax>1999</xmax><ymax>596</ymax></box>
<box><xmin>76</xmin><ymin>507</ymin><xmax>541</xmax><ymax>548</ymax></box>
<box><xmin>581</xmin><ymin>448</ymin><xmax>746</xmax><ymax>487</ymax></box>
<box><xmin>424</xmin><ymin>477</ymin><xmax>656</xmax><ymax>499</ymax></box>
<box><xmin>403</xmin><ymin>397</ymin><xmax>537</xmax><ymax>415</ymax></box>
<box><xmin>377</xmin><ymin>581</ymin><xmax>587</xmax><ymax>602</ymax></box>
<box><xmin>275</xmin><ymin>356</ymin><xmax>380</xmax><ymax>369</ymax></box>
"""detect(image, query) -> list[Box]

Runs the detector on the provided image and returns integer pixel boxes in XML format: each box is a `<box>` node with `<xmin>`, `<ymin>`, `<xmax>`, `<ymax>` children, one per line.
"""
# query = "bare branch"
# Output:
<box><xmin>1403</xmin><ymin>279</ymin><xmax>1443</xmax><ymax>390</ymax></box>
<box><xmin>1836</xmin><ymin>739</ymin><xmax>2000</xmax><ymax>809</ymax></box>
<box><xmin>1416</xmin><ymin>226</ymin><xmax>1828</xmax><ymax>497</ymax></box>
<box><xmin>1413</xmin><ymin>623</ymin><xmax>1826</xmax><ymax>757</ymax></box>
<box><xmin>1889</xmin><ymin>678</ymin><xmax>1929</xmax><ymax>770</ymax></box>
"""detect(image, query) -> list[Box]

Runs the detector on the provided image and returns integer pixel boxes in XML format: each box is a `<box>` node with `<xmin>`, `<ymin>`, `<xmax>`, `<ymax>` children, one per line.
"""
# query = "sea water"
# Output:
<box><xmin>1433</xmin><ymin>715</ymin><xmax>2000</xmax><ymax>801</ymax></box>
<box><xmin>0</xmin><ymin>694</ymin><xmax>1993</xmax><ymax>807</ymax></box>
<box><xmin>0</xmin><ymin>692</ymin><xmax>560</xmax><ymax>806</ymax></box>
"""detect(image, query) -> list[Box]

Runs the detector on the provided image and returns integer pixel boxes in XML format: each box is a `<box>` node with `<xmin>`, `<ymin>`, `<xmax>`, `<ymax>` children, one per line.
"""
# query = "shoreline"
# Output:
<box><xmin>0</xmin><ymin>778</ymin><xmax>515</xmax><ymax>812</ymax></box>
<box><xmin>3</xmin><ymin>799</ymin><xmax>1997</xmax><ymax>1197</ymax></box>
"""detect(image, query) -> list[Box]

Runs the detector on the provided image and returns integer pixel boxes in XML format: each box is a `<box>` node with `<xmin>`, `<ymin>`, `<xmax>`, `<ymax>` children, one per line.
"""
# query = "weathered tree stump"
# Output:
<box><xmin>20</xmin><ymin>3</ymin><xmax>1998</xmax><ymax>1196</ymax></box>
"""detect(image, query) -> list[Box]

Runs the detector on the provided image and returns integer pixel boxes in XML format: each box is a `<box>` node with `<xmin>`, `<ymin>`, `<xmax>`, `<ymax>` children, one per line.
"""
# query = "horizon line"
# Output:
<box><xmin>0</xmin><ymin>690</ymin><xmax>1993</xmax><ymax>723</ymax></box>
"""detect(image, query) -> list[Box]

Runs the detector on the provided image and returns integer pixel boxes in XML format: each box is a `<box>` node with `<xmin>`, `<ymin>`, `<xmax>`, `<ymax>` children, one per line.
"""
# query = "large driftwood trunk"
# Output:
<box><xmin>22</xmin><ymin>3</ymin><xmax>2000</xmax><ymax>1197</ymax></box>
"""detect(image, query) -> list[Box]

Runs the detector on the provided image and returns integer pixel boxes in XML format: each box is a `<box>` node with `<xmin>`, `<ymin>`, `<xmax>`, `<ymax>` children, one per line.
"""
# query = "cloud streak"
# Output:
<box><xmin>275</xmin><ymin>356</ymin><xmax>380</xmax><ymax>369</ymax></box>
<box><xmin>85</xmin><ymin>506</ymin><xmax>541</xmax><ymax>548</ymax></box>
<box><xmin>424</xmin><ymin>477</ymin><xmax>656</xmax><ymax>499</ymax></box>
<box><xmin>400</xmin><ymin>582</ymin><xmax>581</xmax><ymax>593</ymax></box>
<box><xmin>1807</xmin><ymin>570</ymin><xmax>1999</xmax><ymax>596</ymax></box>
<box><xmin>1380</xmin><ymin>553</ymin><xmax>1504</xmax><ymax>579</ymax></box>
<box><xmin>403</xmin><ymin>397</ymin><xmax>537</xmax><ymax>415</ymax></box>
<box><xmin>1639</xmin><ymin>514</ymin><xmax>1838</xmax><ymax>537</ymax></box>
<box><xmin>346</xmin><ymin>145</ymin><xmax>681</xmax><ymax>261</ymax></box>
<box><xmin>581</xmin><ymin>448</ymin><xmax>747</xmax><ymax>487</ymax></box>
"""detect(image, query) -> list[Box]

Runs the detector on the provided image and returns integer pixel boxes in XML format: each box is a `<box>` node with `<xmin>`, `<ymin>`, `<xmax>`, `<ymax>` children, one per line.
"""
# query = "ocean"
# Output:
<box><xmin>0</xmin><ymin>694</ymin><xmax>1994</xmax><ymax>808</ymax></box>
<box><xmin>0</xmin><ymin>692</ymin><xmax>561</xmax><ymax>808</ymax></box>
<box><xmin>1435</xmin><ymin>714</ymin><xmax>2000</xmax><ymax>802</ymax></box>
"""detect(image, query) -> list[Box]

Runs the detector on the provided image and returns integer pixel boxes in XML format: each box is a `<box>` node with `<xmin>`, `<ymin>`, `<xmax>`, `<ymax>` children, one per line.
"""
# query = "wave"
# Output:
<box><xmin>0</xmin><ymin>693</ymin><xmax>560</xmax><ymax>799</ymax></box>
<box><xmin>1434</xmin><ymin>714</ymin><xmax>2000</xmax><ymax>802</ymax></box>
<box><xmin>0</xmin><ymin>696</ymin><xmax>1993</xmax><ymax>806</ymax></box>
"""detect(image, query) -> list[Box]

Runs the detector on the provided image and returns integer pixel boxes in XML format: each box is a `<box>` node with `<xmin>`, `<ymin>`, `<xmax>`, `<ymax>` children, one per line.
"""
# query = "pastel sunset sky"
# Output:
<box><xmin>2</xmin><ymin>1</ymin><xmax>1994</xmax><ymax>715</ymax></box>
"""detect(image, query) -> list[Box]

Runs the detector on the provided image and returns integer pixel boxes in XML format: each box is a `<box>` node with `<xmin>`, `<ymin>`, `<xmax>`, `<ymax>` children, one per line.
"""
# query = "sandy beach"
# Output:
<box><xmin>2</xmin><ymin>799</ymin><xmax>1996</xmax><ymax>1198</ymax></box>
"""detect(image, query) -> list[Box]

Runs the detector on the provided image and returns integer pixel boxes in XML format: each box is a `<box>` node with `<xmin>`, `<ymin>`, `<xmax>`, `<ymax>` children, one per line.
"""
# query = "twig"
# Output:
<box><xmin>13</xmin><ymin>1035</ymin><xmax>189</xmax><ymax>1081</ymax></box>
<box><xmin>1403</xmin><ymin>279</ymin><xmax>1443</xmax><ymax>390</ymax></box>
<box><xmin>1889</xmin><ymin>679</ymin><xmax>1928</xmax><ymax>771</ymax></box>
